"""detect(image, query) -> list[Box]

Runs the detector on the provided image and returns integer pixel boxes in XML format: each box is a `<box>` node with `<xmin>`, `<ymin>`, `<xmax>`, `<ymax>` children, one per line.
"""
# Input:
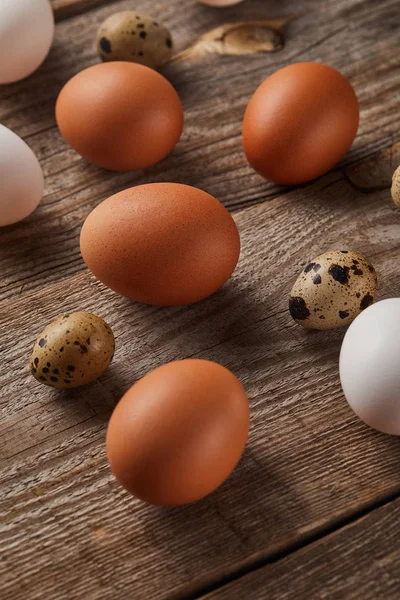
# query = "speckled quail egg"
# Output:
<box><xmin>391</xmin><ymin>165</ymin><xmax>400</xmax><ymax>207</ymax></box>
<box><xmin>30</xmin><ymin>312</ymin><xmax>115</xmax><ymax>388</ymax></box>
<box><xmin>96</xmin><ymin>11</ymin><xmax>173</xmax><ymax>70</ymax></box>
<box><xmin>289</xmin><ymin>250</ymin><xmax>377</xmax><ymax>330</ymax></box>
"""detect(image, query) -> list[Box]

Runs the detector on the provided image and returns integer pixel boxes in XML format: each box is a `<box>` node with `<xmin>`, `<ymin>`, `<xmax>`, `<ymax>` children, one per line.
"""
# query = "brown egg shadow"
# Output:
<box><xmin>115</xmin><ymin>277</ymin><xmax>278</xmax><ymax>370</ymax></box>
<box><xmin>134</xmin><ymin>446</ymin><xmax>309</xmax><ymax>595</ymax></box>
<box><xmin>49</xmin><ymin>360</ymin><xmax>131</xmax><ymax>418</ymax></box>
<box><xmin>184</xmin><ymin>278</ymin><xmax>292</xmax><ymax>348</ymax></box>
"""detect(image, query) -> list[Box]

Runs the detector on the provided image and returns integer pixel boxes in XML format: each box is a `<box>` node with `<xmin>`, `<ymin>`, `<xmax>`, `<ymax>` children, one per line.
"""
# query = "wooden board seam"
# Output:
<box><xmin>174</xmin><ymin>485</ymin><xmax>400</xmax><ymax>600</ymax></box>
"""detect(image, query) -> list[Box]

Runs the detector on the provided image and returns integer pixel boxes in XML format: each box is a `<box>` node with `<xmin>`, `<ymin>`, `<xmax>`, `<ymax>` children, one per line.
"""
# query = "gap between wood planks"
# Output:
<box><xmin>172</xmin><ymin>485</ymin><xmax>400</xmax><ymax>600</ymax></box>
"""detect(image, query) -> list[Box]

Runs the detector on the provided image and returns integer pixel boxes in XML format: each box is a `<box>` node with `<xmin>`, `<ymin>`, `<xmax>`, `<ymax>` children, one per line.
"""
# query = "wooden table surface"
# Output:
<box><xmin>1</xmin><ymin>1</ymin><xmax>400</xmax><ymax>598</ymax></box>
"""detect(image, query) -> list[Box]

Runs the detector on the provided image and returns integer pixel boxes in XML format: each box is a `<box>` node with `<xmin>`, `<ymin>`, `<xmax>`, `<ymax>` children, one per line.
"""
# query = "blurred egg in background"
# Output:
<box><xmin>96</xmin><ymin>11</ymin><xmax>174</xmax><ymax>70</ymax></box>
<box><xmin>0</xmin><ymin>0</ymin><xmax>54</xmax><ymax>84</ymax></box>
<box><xmin>0</xmin><ymin>125</ymin><xmax>44</xmax><ymax>226</ymax></box>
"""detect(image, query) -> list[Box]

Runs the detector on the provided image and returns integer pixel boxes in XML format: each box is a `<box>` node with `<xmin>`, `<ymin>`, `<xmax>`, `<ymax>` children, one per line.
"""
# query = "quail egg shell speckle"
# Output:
<box><xmin>96</xmin><ymin>11</ymin><xmax>173</xmax><ymax>70</ymax></box>
<box><xmin>30</xmin><ymin>312</ymin><xmax>115</xmax><ymax>388</ymax></box>
<box><xmin>289</xmin><ymin>250</ymin><xmax>377</xmax><ymax>330</ymax></box>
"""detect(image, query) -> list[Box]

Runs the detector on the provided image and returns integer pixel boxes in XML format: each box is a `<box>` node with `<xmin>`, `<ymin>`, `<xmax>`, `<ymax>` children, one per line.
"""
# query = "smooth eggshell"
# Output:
<box><xmin>340</xmin><ymin>299</ymin><xmax>400</xmax><ymax>435</ymax></box>
<box><xmin>30</xmin><ymin>312</ymin><xmax>115</xmax><ymax>388</ymax></box>
<box><xmin>199</xmin><ymin>0</ymin><xmax>245</xmax><ymax>5</ymax></box>
<box><xmin>391</xmin><ymin>165</ymin><xmax>400</xmax><ymax>207</ymax></box>
<box><xmin>80</xmin><ymin>183</ymin><xmax>240</xmax><ymax>306</ymax></box>
<box><xmin>55</xmin><ymin>62</ymin><xmax>183</xmax><ymax>171</ymax></box>
<box><xmin>0</xmin><ymin>0</ymin><xmax>54</xmax><ymax>84</ymax></box>
<box><xmin>106</xmin><ymin>359</ymin><xmax>250</xmax><ymax>505</ymax></box>
<box><xmin>97</xmin><ymin>11</ymin><xmax>173</xmax><ymax>70</ymax></box>
<box><xmin>289</xmin><ymin>250</ymin><xmax>377</xmax><ymax>330</ymax></box>
<box><xmin>0</xmin><ymin>125</ymin><xmax>44</xmax><ymax>226</ymax></box>
<box><xmin>243</xmin><ymin>62</ymin><xmax>359</xmax><ymax>184</ymax></box>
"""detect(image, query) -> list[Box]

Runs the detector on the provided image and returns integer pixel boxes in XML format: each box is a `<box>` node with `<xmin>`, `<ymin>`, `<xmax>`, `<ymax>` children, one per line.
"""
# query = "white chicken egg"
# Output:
<box><xmin>0</xmin><ymin>125</ymin><xmax>44</xmax><ymax>226</ymax></box>
<box><xmin>340</xmin><ymin>298</ymin><xmax>400</xmax><ymax>435</ymax></box>
<box><xmin>0</xmin><ymin>0</ymin><xmax>54</xmax><ymax>84</ymax></box>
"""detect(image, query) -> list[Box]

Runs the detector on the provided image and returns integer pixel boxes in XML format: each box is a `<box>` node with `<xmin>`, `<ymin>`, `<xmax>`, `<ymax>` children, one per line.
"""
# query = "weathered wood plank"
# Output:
<box><xmin>51</xmin><ymin>0</ymin><xmax>119</xmax><ymax>21</ymax></box>
<box><xmin>0</xmin><ymin>0</ymin><xmax>398</xmax><ymax>306</ymax></box>
<box><xmin>1</xmin><ymin>1</ymin><xmax>400</xmax><ymax>598</ymax></box>
<box><xmin>201</xmin><ymin>497</ymin><xmax>400</xmax><ymax>600</ymax></box>
<box><xmin>2</xmin><ymin>159</ymin><xmax>400</xmax><ymax>599</ymax></box>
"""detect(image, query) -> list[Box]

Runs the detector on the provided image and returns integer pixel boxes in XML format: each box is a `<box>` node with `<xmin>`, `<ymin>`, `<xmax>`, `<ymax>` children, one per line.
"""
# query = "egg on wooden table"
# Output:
<box><xmin>56</xmin><ymin>62</ymin><xmax>183</xmax><ymax>171</ymax></box>
<box><xmin>243</xmin><ymin>63</ymin><xmax>359</xmax><ymax>184</ymax></box>
<box><xmin>289</xmin><ymin>250</ymin><xmax>377</xmax><ymax>330</ymax></box>
<box><xmin>340</xmin><ymin>299</ymin><xmax>400</xmax><ymax>435</ymax></box>
<box><xmin>106</xmin><ymin>359</ymin><xmax>250</xmax><ymax>505</ymax></box>
<box><xmin>80</xmin><ymin>183</ymin><xmax>240</xmax><ymax>306</ymax></box>
<box><xmin>391</xmin><ymin>165</ymin><xmax>400</xmax><ymax>207</ymax></box>
<box><xmin>0</xmin><ymin>0</ymin><xmax>54</xmax><ymax>84</ymax></box>
<box><xmin>0</xmin><ymin>125</ymin><xmax>44</xmax><ymax>226</ymax></box>
<box><xmin>97</xmin><ymin>11</ymin><xmax>174</xmax><ymax>70</ymax></box>
<box><xmin>30</xmin><ymin>312</ymin><xmax>115</xmax><ymax>389</ymax></box>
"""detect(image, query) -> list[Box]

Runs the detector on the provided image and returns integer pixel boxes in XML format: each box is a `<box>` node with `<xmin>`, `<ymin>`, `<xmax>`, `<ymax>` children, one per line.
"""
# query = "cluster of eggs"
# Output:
<box><xmin>2</xmin><ymin>0</ymin><xmax>400</xmax><ymax>507</ymax></box>
<box><xmin>1</xmin><ymin>0</ymin><xmax>366</xmax><ymax>224</ymax></box>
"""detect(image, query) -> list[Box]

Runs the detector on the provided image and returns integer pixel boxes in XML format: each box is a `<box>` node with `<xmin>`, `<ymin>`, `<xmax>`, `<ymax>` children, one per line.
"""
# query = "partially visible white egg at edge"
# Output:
<box><xmin>0</xmin><ymin>0</ymin><xmax>54</xmax><ymax>84</ymax></box>
<box><xmin>199</xmin><ymin>0</ymin><xmax>245</xmax><ymax>6</ymax></box>
<box><xmin>0</xmin><ymin>125</ymin><xmax>44</xmax><ymax>226</ymax></box>
<box><xmin>340</xmin><ymin>298</ymin><xmax>400</xmax><ymax>435</ymax></box>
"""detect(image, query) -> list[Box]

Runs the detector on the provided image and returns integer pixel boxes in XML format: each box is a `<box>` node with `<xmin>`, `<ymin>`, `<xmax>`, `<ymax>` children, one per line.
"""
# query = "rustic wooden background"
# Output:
<box><xmin>1</xmin><ymin>0</ymin><xmax>399</xmax><ymax>598</ymax></box>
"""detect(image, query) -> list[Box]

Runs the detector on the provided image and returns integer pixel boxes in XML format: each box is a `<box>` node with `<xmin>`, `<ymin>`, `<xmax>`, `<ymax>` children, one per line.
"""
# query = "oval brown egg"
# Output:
<box><xmin>55</xmin><ymin>62</ymin><xmax>183</xmax><ymax>171</ymax></box>
<box><xmin>243</xmin><ymin>62</ymin><xmax>359</xmax><ymax>185</ymax></box>
<box><xmin>106</xmin><ymin>359</ymin><xmax>250</xmax><ymax>506</ymax></box>
<box><xmin>80</xmin><ymin>183</ymin><xmax>240</xmax><ymax>306</ymax></box>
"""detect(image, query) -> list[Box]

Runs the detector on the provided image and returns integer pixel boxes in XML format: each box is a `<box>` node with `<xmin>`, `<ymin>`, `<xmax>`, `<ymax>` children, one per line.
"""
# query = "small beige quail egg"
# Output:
<box><xmin>289</xmin><ymin>250</ymin><xmax>377</xmax><ymax>330</ymax></box>
<box><xmin>30</xmin><ymin>312</ymin><xmax>115</xmax><ymax>388</ymax></box>
<box><xmin>391</xmin><ymin>165</ymin><xmax>400</xmax><ymax>207</ymax></box>
<box><xmin>96</xmin><ymin>11</ymin><xmax>173</xmax><ymax>70</ymax></box>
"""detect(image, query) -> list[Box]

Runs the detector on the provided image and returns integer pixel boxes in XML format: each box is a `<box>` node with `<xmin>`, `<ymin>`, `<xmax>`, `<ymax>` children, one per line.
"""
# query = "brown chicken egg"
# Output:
<box><xmin>55</xmin><ymin>62</ymin><xmax>183</xmax><ymax>171</ymax></box>
<box><xmin>243</xmin><ymin>62</ymin><xmax>359</xmax><ymax>184</ymax></box>
<box><xmin>106</xmin><ymin>359</ymin><xmax>250</xmax><ymax>506</ymax></box>
<box><xmin>80</xmin><ymin>183</ymin><xmax>240</xmax><ymax>306</ymax></box>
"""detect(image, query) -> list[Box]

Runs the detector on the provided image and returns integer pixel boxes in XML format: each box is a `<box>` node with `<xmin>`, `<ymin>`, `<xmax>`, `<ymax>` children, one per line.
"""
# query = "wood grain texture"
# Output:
<box><xmin>2</xmin><ymin>155</ymin><xmax>400</xmax><ymax>600</ymax></box>
<box><xmin>0</xmin><ymin>0</ymin><xmax>398</xmax><ymax>307</ymax></box>
<box><xmin>1</xmin><ymin>0</ymin><xmax>400</xmax><ymax>599</ymax></box>
<box><xmin>201</xmin><ymin>497</ymin><xmax>400</xmax><ymax>600</ymax></box>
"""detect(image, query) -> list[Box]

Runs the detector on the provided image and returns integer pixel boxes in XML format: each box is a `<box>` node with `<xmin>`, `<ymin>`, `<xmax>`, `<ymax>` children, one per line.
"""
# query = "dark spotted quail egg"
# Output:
<box><xmin>289</xmin><ymin>250</ymin><xmax>377</xmax><ymax>330</ymax></box>
<box><xmin>96</xmin><ymin>11</ymin><xmax>173</xmax><ymax>70</ymax></box>
<box><xmin>30</xmin><ymin>312</ymin><xmax>115</xmax><ymax>388</ymax></box>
